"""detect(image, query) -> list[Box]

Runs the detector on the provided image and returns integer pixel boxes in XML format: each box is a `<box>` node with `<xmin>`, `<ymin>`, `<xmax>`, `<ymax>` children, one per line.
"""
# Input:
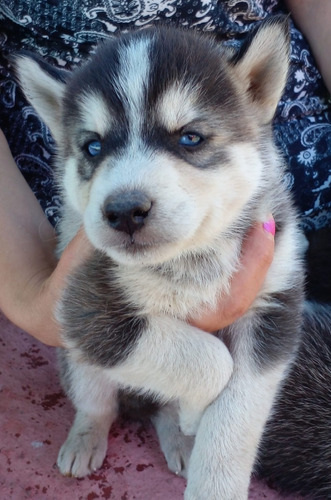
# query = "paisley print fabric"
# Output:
<box><xmin>1</xmin><ymin>0</ymin><xmax>330</xmax><ymax>231</ymax></box>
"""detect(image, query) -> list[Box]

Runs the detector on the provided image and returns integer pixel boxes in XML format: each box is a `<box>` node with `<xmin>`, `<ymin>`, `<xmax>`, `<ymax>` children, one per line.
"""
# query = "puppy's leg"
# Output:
<box><xmin>185</xmin><ymin>364</ymin><xmax>287</xmax><ymax>500</ymax></box>
<box><xmin>184</xmin><ymin>307</ymin><xmax>300</xmax><ymax>500</ymax></box>
<box><xmin>152</xmin><ymin>402</ymin><xmax>195</xmax><ymax>478</ymax></box>
<box><xmin>112</xmin><ymin>316</ymin><xmax>234</xmax><ymax>436</ymax></box>
<box><xmin>57</xmin><ymin>360</ymin><xmax>118</xmax><ymax>478</ymax></box>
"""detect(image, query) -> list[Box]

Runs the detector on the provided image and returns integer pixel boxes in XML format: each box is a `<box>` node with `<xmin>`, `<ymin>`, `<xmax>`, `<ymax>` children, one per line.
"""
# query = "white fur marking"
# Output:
<box><xmin>78</xmin><ymin>92</ymin><xmax>111</xmax><ymax>136</ymax></box>
<box><xmin>157</xmin><ymin>82</ymin><xmax>201</xmax><ymax>132</ymax></box>
<box><xmin>115</xmin><ymin>37</ymin><xmax>151</xmax><ymax>138</ymax></box>
<box><xmin>63</xmin><ymin>158</ymin><xmax>90</xmax><ymax>213</ymax></box>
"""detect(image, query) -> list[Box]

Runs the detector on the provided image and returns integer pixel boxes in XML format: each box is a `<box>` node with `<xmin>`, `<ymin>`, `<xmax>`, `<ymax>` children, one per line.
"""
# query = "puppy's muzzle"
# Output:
<box><xmin>103</xmin><ymin>191</ymin><xmax>152</xmax><ymax>237</ymax></box>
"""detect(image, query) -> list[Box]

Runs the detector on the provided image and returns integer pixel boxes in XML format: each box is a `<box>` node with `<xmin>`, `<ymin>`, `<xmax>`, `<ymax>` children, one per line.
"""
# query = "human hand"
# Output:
<box><xmin>189</xmin><ymin>218</ymin><xmax>275</xmax><ymax>332</ymax></box>
<box><xmin>4</xmin><ymin>229</ymin><xmax>93</xmax><ymax>347</ymax></box>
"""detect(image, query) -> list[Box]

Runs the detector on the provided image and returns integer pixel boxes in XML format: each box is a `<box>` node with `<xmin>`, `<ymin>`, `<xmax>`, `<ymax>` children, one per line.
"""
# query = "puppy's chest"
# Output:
<box><xmin>114</xmin><ymin>265</ymin><xmax>227</xmax><ymax>320</ymax></box>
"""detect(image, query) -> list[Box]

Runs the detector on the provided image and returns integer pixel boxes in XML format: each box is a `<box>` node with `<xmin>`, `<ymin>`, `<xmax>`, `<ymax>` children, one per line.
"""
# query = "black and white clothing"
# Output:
<box><xmin>1</xmin><ymin>0</ymin><xmax>330</xmax><ymax>231</ymax></box>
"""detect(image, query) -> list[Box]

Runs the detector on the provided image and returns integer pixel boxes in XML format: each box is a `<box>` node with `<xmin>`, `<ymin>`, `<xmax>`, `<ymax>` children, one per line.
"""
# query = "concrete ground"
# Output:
<box><xmin>0</xmin><ymin>313</ymin><xmax>302</xmax><ymax>500</ymax></box>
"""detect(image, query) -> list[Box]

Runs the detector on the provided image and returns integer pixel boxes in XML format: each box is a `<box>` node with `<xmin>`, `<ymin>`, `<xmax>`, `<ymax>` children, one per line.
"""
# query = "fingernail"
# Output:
<box><xmin>263</xmin><ymin>217</ymin><xmax>276</xmax><ymax>236</ymax></box>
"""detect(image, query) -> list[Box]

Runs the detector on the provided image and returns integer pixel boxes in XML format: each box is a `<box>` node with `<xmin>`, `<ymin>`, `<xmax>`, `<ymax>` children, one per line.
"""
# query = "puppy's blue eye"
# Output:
<box><xmin>86</xmin><ymin>140</ymin><xmax>102</xmax><ymax>157</ymax></box>
<box><xmin>179</xmin><ymin>133</ymin><xmax>203</xmax><ymax>147</ymax></box>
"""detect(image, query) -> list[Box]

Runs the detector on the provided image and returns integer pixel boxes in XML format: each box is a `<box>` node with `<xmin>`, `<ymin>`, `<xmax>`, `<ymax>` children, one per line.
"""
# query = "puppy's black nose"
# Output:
<box><xmin>103</xmin><ymin>191</ymin><xmax>152</xmax><ymax>236</ymax></box>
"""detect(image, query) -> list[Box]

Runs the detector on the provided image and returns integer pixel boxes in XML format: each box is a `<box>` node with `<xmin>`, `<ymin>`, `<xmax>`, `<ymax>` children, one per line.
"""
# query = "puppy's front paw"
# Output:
<box><xmin>57</xmin><ymin>410</ymin><xmax>111</xmax><ymax>478</ymax></box>
<box><xmin>163</xmin><ymin>431</ymin><xmax>194</xmax><ymax>478</ymax></box>
<box><xmin>57</xmin><ymin>427</ymin><xmax>108</xmax><ymax>477</ymax></box>
<box><xmin>152</xmin><ymin>404</ymin><xmax>194</xmax><ymax>478</ymax></box>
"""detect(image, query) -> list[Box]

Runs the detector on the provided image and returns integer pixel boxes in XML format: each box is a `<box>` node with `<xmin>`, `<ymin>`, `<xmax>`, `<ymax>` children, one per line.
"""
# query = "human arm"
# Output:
<box><xmin>0</xmin><ymin>129</ymin><xmax>92</xmax><ymax>346</ymax></box>
<box><xmin>285</xmin><ymin>0</ymin><xmax>331</xmax><ymax>93</ymax></box>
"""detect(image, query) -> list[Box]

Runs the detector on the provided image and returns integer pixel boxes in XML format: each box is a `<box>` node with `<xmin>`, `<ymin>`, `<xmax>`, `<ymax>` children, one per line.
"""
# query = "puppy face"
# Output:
<box><xmin>14</xmin><ymin>22</ymin><xmax>289</xmax><ymax>265</ymax></box>
<box><xmin>62</xmin><ymin>31</ymin><xmax>261</xmax><ymax>264</ymax></box>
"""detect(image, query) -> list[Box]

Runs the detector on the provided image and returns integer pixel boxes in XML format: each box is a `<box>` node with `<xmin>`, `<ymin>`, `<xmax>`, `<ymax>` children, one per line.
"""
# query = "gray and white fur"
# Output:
<box><xmin>14</xmin><ymin>18</ymin><xmax>318</xmax><ymax>499</ymax></box>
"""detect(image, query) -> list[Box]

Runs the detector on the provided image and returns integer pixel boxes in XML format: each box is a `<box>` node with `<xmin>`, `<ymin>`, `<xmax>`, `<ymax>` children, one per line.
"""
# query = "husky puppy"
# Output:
<box><xmin>14</xmin><ymin>18</ymin><xmax>306</xmax><ymax>499</ymax></box>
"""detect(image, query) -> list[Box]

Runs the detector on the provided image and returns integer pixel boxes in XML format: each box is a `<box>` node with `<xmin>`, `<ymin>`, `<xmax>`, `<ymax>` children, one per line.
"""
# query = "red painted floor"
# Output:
<box><xmin>0</xmin><ymin>313</ymin><xmax>302</xmax><ymax>500</ymax></box>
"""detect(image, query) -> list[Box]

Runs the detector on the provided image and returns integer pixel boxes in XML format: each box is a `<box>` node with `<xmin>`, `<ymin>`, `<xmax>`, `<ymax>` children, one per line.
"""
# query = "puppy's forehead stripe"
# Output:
<box><xmin>115</xmin><ymin>37</ymin><xmax>151</xmax><ymax>136</ymax></box>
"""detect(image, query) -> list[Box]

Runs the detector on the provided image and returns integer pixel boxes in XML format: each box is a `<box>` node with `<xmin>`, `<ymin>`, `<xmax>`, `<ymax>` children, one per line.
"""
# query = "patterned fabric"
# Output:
<box><xmin>1</xmin><ymin>0</ymin><xmax>330</xmax><ymax>230</ymax></box>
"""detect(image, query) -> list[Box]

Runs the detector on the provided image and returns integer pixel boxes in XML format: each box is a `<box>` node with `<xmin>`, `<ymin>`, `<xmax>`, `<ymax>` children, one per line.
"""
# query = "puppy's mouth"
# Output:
<box><xmin>127</xmin><ymin>233</ymin><xmax>141</xmax><ymax>246</ymax></box>
<box><xmin>110</xmin><ymin>232</ymin><xmax>170</xmax><ymax>253</ymax></box>
<box><xmin>96</xmin><ymin>227</ymin><xmax>184</xmax><ymax>265</ymax></box>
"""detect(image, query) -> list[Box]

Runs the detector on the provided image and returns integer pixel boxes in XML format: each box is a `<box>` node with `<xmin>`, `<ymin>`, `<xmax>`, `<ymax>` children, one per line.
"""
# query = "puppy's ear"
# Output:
<box><xmin>11</xmin><ymin>52</ymin><xmax>70</xmax><ymax>142</ymax></box>
<box><xmin>231</xmin><ymin>16</ymin><xmax>290</xmax><ymax>124</ymax></box>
